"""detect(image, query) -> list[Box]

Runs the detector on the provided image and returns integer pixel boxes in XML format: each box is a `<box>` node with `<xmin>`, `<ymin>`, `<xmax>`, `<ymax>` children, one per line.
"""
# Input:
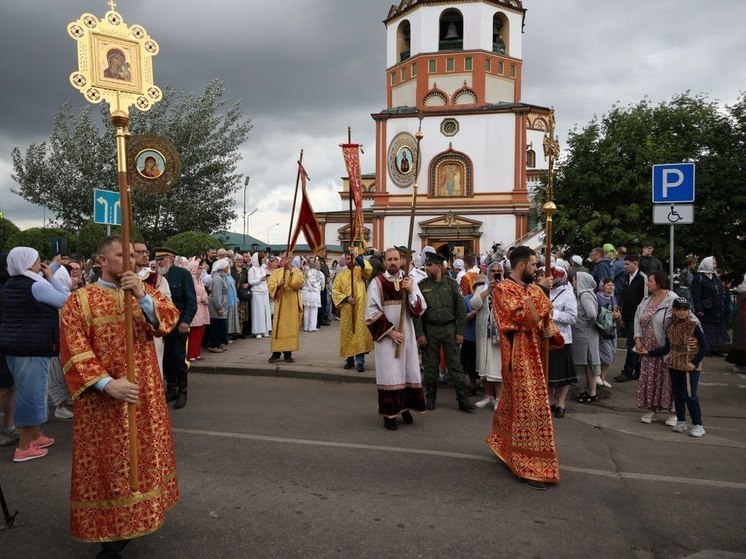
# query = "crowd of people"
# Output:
<box><xmin>0</xmin><ymin>234</ymin><xmax>743</xmax><ymax>552</ymax></box>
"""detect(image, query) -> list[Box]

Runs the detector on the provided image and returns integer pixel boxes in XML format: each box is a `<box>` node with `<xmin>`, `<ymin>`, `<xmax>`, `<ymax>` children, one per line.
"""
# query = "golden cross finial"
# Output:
<box><xmin>107</xmin><ymin>0</ymin><xmax>117</xmax><ymax>11</ymax></box>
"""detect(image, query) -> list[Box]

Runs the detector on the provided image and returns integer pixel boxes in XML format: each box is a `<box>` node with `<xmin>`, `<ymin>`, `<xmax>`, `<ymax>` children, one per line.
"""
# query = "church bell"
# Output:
<box><xmin>444</xmin><ymin>21</ymin><xmax>460</xmax><ymax>40</ymax></box>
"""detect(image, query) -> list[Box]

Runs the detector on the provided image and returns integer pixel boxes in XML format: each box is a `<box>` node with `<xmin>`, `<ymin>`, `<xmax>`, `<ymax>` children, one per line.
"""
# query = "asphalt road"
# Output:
<box><xmin>2</xmin><ymin>373</ymin><xmax>746</xmax><ymax>559</ymax></box>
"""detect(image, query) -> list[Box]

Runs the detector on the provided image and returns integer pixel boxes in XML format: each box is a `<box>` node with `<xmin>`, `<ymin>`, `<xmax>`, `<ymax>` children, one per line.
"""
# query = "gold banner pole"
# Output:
<box><xmin>542</xmin><ymin>109</ymin><xmax>559</xmax><ymax>385</ymax></box>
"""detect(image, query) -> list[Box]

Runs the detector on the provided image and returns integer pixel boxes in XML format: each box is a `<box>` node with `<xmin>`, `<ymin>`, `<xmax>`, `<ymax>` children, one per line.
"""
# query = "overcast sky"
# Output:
<box><xmin>1</xmin><ymin>0</ymin><xmax>744</xmax><ymax>243</ymax></box>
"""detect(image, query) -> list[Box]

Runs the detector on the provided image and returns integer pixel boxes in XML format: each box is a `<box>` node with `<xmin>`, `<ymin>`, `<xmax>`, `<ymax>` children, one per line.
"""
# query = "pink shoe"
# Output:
<box><xmin>31</xmin><ymin>432</ymin><xmax>55</xmax><ymax>449</ymax></box>
<box><xmin>14</xmin><ymin>445</ymin><xmax>49</xmax><ymax>462</ymax></box>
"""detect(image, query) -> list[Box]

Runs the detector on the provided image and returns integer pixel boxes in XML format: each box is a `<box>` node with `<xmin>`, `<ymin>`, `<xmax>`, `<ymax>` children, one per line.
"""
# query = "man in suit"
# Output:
<box><xmin>615</xmin><ymin>254</ymin><xmax>647</xmax><ymax>383</ymax></box>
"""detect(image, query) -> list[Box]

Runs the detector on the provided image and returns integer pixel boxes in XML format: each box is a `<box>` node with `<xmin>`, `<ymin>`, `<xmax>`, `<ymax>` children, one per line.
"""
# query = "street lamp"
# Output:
<box><xmin>246</xmin><ymin>207</ymin><xmax>258</xmax><ymax>242</ymax></box>
<box><xmin>267</xmin><ymin>222</ymin><xmax>279</xmax><ymax>244</ymax></box>
<box><xmin>243</xmin><ymin>176</ymin><xmax>250</xmax><ymax>245</ymax></box>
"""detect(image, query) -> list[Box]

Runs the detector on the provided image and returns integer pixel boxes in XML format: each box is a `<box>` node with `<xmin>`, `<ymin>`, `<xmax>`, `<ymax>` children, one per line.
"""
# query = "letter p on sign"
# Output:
<box><xmin>652</xmin><ymin>163</ymin><xmax>695</xmax><ymax>204</ymax></box>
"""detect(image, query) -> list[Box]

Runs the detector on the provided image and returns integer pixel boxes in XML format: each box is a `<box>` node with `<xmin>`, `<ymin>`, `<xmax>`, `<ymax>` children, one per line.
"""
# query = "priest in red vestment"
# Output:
<box><xmin>61</xmin><ymin>236</ymin><xmax>180</xmax><ymax>555</ymax></box>
<box><xmin>486</xmin><ymin>246</ymin><xmax>560</xmax><ymax>490</ymax></box>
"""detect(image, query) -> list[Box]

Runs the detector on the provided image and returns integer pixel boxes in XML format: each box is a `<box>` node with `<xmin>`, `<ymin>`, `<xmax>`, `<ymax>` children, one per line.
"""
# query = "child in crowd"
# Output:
<box><xmin>646</xmin><ymin>297</ymin><xmax>708</xmax><ymax>437</ymax></box>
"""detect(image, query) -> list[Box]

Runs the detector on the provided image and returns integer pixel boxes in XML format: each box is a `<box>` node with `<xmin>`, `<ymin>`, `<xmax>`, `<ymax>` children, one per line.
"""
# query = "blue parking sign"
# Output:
<box><xmin>652</xmin><ymin>163</ymin><xmax>695</xmax><ymax>204</ymax></box>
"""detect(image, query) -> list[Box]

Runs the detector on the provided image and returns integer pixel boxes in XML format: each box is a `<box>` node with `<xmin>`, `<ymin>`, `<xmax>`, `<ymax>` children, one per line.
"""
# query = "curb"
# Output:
<box><xmin>190</xmin><ymin>364</ymin><xmax>376</xmax><ymax>384</ymax></box>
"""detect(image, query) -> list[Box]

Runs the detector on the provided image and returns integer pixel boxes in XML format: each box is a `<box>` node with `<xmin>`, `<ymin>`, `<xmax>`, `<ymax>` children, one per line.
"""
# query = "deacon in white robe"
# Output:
<box><xmin>248</xmin><ymin>252</ymin><xmax>272</xmax><ymax>338</ymax></box>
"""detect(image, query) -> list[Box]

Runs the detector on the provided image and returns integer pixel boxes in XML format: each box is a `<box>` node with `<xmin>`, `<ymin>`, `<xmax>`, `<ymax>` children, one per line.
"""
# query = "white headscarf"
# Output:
<box><xmin>292</xmin><ymin>256</ymin><xmax>302</xmax><ymax>269</ymax></box>
<box><xmin>698</xmin><ymin>256</ymin><xmax>715</xmax><ymax>276</ymax></box>
<box><xmin>53</xmin><ymin>265</ymin><xmax>72</xmax><ymax>294</ymax></box>
<box><xmin>453</xmin><ymin>258</ymin><xmax>464</xmax><ymax>270</ymax></box>
<box><xmin>6</xmin><ymin>247</ymin><xmax>52</xmax><ymax>287</ymax></box>
<box><xmin>251</xmin><ymin>252</ymin><xmax>260</xmax><ymax>268</ymax></box>
<box><xmin>212</xmin><ymin>258</ymin><xmax>230</xmax><ymax>273</ymax></box>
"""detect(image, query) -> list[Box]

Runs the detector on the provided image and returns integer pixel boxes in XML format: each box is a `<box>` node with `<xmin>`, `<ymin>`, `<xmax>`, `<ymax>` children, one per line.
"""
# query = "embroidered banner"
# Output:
<box><xmin>341</xmin><ymin>143</ymin><xmax>365</xmax><ymax>245</ymax></box>
<box><xmin>289</xmin><ymin>164</ymin><xmax>323</xmax><ymax>253</ymax></box>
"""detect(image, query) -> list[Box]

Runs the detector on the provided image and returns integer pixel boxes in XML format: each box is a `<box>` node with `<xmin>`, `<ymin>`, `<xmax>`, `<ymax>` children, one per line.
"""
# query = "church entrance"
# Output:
<box><xmin>418</xmin><ymin>212</ymin><xmax>483</xmax><ymax>260</ymax></box>
<box><xmin>430</xmin><ymin>239</ymin><xmax>474</xmax><ymax>260</ymax></box>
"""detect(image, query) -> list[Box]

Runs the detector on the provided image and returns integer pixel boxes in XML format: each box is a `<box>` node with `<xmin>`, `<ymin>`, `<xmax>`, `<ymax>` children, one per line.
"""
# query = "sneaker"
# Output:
<box><xmin>32</xmin><ymin>432</ymin><xmax>55</xmax><ymax>449</ymax></box>
<box><xmin>689</xmin><ymin>425</ymin><xmax>706</xmax><ymax>438</ymax></box>
<box><xmin>474</xmin><ymin>395</ymin><xmax>495</xmax><ymax>408</ymax></box>
<box><xmin>2</xmin><ymin>426</ymin><xmax>20</xmax><ymax>441</ymax></box>
<box><xmin>493</xmin><ymin>398</ymin><xmax>500</xmax><ymax>411</ymax></box>
<box><xmin>54</xmin><ymin>404</ymin><xmax>73</xmax><ymax>420</ymax></box>
<box><xmin>595</xmin><ymin>377</ymin><xmax>604</xmax><ymax>387</ymax></box>
<box><xmin>671</xmin><ymin>421</ymin><xmax>687</xmax><ymax>433</ymax></box>
<box><xmin>602</xmin><ymin>380</ymin><xmax>612</xmax><ymax>389</ymax></box>
<box><xmin>640</xmin><ymin>412</ymin><xmax>656</xmax><ymax>424</ymax></box>
<box><xmin>13</xmin><ymin>445</ymin><xmax>48</xmax><ymax>463</ymax></box>
<box><xmin>664</xmin><ymin>415</ymin><xmax>677</xmax><ymax>427</ymax></box>
<box><xmin>0</xmin><ymin>433</ymin><xmax>15</xmax><ymax>447</ymax></box>
<box><xmin>255</xmin><ymin>334</ymin><xmax>263</xmax><ymax>339</ymax></box>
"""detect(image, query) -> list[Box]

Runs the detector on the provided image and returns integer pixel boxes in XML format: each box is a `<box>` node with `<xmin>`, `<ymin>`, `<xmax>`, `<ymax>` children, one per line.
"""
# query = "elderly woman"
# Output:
<box><xmin>206</xmin><ymin>259</ymin><xmax>230</xmax><ymax>353</ymax></box>
<box><xmin>692</xmin><ymin>256</ymin><xmax>730</xmax><ymax>355</ymax></box>
<box><xmin>0</xmin><ymin>248</ymin><xmax>68</xmax><ymax>462</ymax></box>
<box><xmin>548</xmin><ymin>266</ymin><xmax>578</xmax><ymax>418</ymax></box>
<box><xmin>573</xmin><ymin>271</ymin><xmax>602</xmax><ymax>404</ymax></box>
<box><xmin>471</xmin><ymin>261</ymin><xmax>503</xmax><ymax>410</ymax></box>
<box><xmin>187</xmin><ymin>259</ymin><xmax>210</xmax><ymax>362</ymax></box>
<box><xmin>225</xmin><ymin>259</ymin><xmax>241</xmax><ymax>341</ymax></box>
<box><xmin>635</xmin><ymin>271</ymin><xmax>678</xmax><ymax>425</ymax></box>
<box><xmin>231</xmin><ymin>254</ymin><xmax>251</xmax><ymax>339</ymax></box>
<box><xmin>301</xmin><ymin>257</ymin><xmax>325</xmax><ymax>332</ymax></box>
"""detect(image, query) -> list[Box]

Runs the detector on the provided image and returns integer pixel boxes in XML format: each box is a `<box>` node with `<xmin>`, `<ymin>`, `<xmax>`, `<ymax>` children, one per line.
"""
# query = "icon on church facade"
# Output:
<box><xmin>396</xmin><ymin>146</ymin><xmax>414</xmax><ymax>174</ymax></box>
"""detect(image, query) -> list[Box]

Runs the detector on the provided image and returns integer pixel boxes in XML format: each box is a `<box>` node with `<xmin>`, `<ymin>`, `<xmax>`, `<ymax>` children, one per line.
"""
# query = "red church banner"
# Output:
<box><xmin>289</xmin><ymin>164</ymin><xmax>323</xmax><ymax>253</ymax></box>
<box><xmin>341</xmin><ymin>143</ymin><xmax>365</xmax><ymax>245</ymax></box>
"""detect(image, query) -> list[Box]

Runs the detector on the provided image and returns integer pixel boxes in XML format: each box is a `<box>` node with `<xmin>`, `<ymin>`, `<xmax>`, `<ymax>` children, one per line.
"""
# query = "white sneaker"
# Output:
<box><xmin>493</xmin><ymin>398</ymin><xmax>500</xmax><ymax>411</ymax></box>
<box><xmin>595</xmin><ymin>377</ymin><xmax>604</xmax><ymax>387</ymax></box>
<box><xmin>689</xmin><ymin>425</ymin><xmax>706</xmax><ymax>437</ymax></box>
<box><xmin>474</xmin><ymin>395</ymin><xmax>495</xmax><ymax>408</ymax></box>
<box><xmin>255</xmin><ymin>334</ymin><xmax>263</xmax><ymax>339</ymax></box>
<box><xmin>640</xmin><ymin>412</ymin><xmax>656</xmax><ymax>424</ymax></box>
<box><xmin>54</xmin><ymin>404</ymin><xmax>73</xmax><ymax>420</ymax></box>
<box><xmin>671</xmin><ymin>421</ymin><xmax>687</xmax><ymax>433</ymax></box>
<box><xmin>602</xmin><ymin>380</ymin><xmax>612</xmax><ymax>389</ymax></box>
<box><xmin>664</xmin><ymin>415</ymin><xmax>677</xmax><ymax>427</ymax></box>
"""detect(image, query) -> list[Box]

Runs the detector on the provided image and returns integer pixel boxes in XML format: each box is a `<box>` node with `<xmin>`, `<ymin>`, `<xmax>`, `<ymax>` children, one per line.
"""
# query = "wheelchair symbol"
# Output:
<box><xmin>667</xmin><ymin>205</ymin><xmax>683</xmax><ymax>223</ymax></box>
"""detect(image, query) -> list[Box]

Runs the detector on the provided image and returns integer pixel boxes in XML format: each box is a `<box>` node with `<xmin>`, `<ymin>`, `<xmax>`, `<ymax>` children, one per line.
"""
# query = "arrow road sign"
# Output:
<box><xmin>652</xmin><ymin>163</ymin><xmax>695</xmax><ymax>203</ymax></box>
<box><xmin>93</xmin><ymin>189</ymin><xmax>121</xmax><ymax>226</ymax></box>
<box><xmin>653</xmin><ymin>204</ymin><xmax>694</xmax><ymax>225</ymax></box>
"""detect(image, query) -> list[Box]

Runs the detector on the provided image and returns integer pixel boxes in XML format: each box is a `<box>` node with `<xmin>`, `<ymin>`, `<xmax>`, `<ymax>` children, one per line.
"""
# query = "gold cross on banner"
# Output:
<box><xmin>108</xmin><ymin>0</ymin><xmax>117</xmax><ymax>11</ymax></box>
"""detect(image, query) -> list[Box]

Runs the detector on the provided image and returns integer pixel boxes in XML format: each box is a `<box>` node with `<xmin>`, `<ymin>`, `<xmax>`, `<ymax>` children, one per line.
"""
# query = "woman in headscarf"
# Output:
<box><xmin>206</xmin><ymin>259</ymin><xmax>230</xmax><ymax>352</ymax></box>
<box><xmin>300</xmin><ymin>257</ymin><xmax>325</xmax><ymax>332</ymax></box>
<box><xmin>596</xmin><ymin>277</ymin><xmax>620</xmax><ymax>388</ymax></box>
<box><xmin>248</xmin><ymin>252</ymin><xmax>272</xmax><ymax>338</ymax></box>
<box><xmin>0</xmin><ymin>247</ymin><xmax>68</xmax><ymax>462</ymax></box>
<box><xmin>572</xmin><ymin>271</ymin><xmax>601</xmax><ymax>404</ymax></box>
<box><xmin>186</xmin><ymin>259</ymin><xmax>210</xmax><ymax>362</ymax></box>
<box><xmin>547</xmin><ymin>266</ymin><xmax>578</xmax><ymax>417</ymax></box>
<box><xmin>691</xmin><ymin>256</ymin><xmax>730</xmax><ymax>355</ymax></box>
<box><xmin>470</xmin><ymin>261</ymin><xmax>504</xmax><ymax>410</ymax></box>
<box><xmin>231</xmin><ymin>254</ymin><xmax>251</xmax><ymax>339</ymax></box>
<box><xmin>224</xmin><ymin>258</ymin><xmax>241</xmax><ymax>341</ymax></box>
<box><xmin>725</xmin><ymin>273</ymin><xmax>746</xmax><ymax>373</ymax></box>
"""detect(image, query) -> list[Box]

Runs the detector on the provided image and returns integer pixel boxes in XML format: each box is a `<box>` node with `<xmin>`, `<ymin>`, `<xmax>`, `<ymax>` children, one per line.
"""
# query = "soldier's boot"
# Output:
<box><xmin>425</xmin><ymin>382</ymin><xmax>438</xmax><ymax>410</ymax></box>
<box><xmin>455</xmin><ymin>383</ymin><xmax>475</xmax><ymax>413</ymax></box>
<box><xmin>174</xmin><ymin>380</ymin><xmax>188</xmax><ymax>409</ymax></box>
<box><xmin>165</xmin><ymin>385</ymin><xmax>178</xmax><ymax>403</ymax></box>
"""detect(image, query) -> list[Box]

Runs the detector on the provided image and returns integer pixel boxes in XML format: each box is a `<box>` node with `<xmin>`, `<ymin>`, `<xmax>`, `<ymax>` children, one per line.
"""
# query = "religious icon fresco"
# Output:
<box><xmin>136</xmin><ymin>149</ymin><xmax>165</xmax><ymax>179</ymax></box>
<box><xmin>396</xmin><ymin>146</ymin><xmax>413</xmax><ymax>174</ymax></box>
<box><xmin>437</xmin><ymin>163</ymin><xmax>465</xmax><ymax>197</ymax></box>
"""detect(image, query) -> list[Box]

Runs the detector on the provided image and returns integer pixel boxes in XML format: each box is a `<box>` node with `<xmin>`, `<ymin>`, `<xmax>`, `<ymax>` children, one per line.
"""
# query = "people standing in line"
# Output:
<box><xmin>60</xmin><ymin>235</ymin><xmax>180</xmax><ymax>556</ymax></box>
<box><xmin>691</xmin><ymin>256</ymin><xmax>731</xmax><ymax>356</ymax></box>
<box><xmin>332</xmin><ymin>250</ymin><xmax>374</xmax><ymax>372</ymax></box>
<box><xmin>248</xmin><ymin>252</ymin><xmax>272</xmax><ymax>338</ymax></box>
<box><xmin>486</xmin><ymin>246</ymin><xmax>560</xmax><ymax>490</ymax></box>
<box><xmin>206</xmin><ymin>259</ymin><xmax>230</xmax><ymax>353</ymax></box>
<box><xmin>645</xmin><ymin>297</ymin><xmax>708</xmax><ymax>437</ymax></box>
<box><xmin>268</xmin><ymin>256</ymin><xmax>304</xmax><ymax>363</ymax></box>
<box><xmin>232</xmin><ymin>254</ymin><xmax>251</xmax><ymax>339</ymax></box>
<box><xmin>186</xmin><ymin>259</ymin><xmax>210</xmax><ymax>363</ymax></box>
<box><xmin>547</xmin><ymin>266</ymin><xmax>577</xmax><ymax>418</ymax></box>
<box><xmin>639</xmin><ymin>241</ymin><xmax>663</xmax><ymax>276</ymax></box>
<box><xmin>0</xmin><ymin>248</ymin><xmax>68</xmax><ymax>462</ymax></box>
<box><xmin>596</xmin><ymin>277</ymin><xmax>620</xmax><ymax>388</ymax></box>
<box><xmin>615</xmin><ymin>254</ymin><xmax>648</xmax><ymax>383</ymax></box>
<box><xmin>634</xmin><ymin>271</ymin><xmax>678</xmax><ymax>426</ymax></box>
<box><xmin>572</xmin><ymin>272</ymin><xmax>602</xmax><ymax>403</ymax></box>
<box><xmin>471</xmin><ymin>262</ymin><xmax>504</xmax><ymax>410</ymax></box>
<box><xmin>415</xmin><ymin>251</ymin><xmax>474</xmax><ymax>412</ymax></box>
<box><xmin>365</xmin><ymin>248</ymin><xmax>427</xmax><ymax>430</ymax></box>
<box><xmin>301</xmin><ymin>258</ymin><xmax>325</xmax><ymax>332</ymax></box>
<box><xmin>154</xmin><ymin>247</ymin><xmax>197</xmax><ymax>410</ymax></box>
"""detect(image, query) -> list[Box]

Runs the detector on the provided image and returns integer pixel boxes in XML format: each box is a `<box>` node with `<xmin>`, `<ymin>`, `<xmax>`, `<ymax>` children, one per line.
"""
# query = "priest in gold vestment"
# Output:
<box><xmin>486</xmin><ymin>246</ymin><xmax>560</xmax><ymax>491</ymax></box>
<box><xmin>332</xmin><ymin>251</ymin><xmax>374</xmax><ymax>372</ymax></box>
<box><xmin>268</xmin><ymin>256</ymin><xmax>304</xmax><ymax>363</ymax></box>
<box><xmin>61</xmin><ymin>236</ymin><xmax>180</xmax><ymax>555</ymax></box>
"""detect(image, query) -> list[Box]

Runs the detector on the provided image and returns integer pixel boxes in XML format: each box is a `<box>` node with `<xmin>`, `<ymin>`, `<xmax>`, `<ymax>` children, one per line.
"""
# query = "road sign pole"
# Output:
<box><xmin>107</xmin><ymin>225</ymin><xmax>111</xmax><ymax>236</ymax></box>
<box><xmin>669</xmin><ymin>224</ymin><xmax>674</xmax><ymax>290</ymax></box>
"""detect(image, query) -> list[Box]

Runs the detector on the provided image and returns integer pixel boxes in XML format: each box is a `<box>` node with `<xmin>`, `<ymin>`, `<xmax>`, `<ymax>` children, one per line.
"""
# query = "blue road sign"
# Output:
<box><xmin>93</xmin><ymin>189</ymin><xmax>121</xmax><ymax>226</ymax></box>
<box><xmin>652</xmin><ymin>163</ymin><xmax>695</xmax><ymax>204</ymax></box>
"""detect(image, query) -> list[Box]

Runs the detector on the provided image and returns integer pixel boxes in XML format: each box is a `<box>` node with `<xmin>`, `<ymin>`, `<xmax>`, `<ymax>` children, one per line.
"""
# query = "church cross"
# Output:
<box><xmin>108</xmin><ymin>0</ymin><xmax>117</xmax><ymax>11</ymax></box>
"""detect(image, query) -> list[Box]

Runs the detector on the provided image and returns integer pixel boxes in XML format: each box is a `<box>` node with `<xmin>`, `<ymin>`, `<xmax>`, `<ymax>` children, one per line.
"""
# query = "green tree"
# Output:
<box><xmin>4</xmin><ymin>227</ymin><xmax>79</xmax><ymax>260</ymax></box>
<box><xmin>0</xmin><ymin>217</ymin><xmax>20</xmax><ymax>251</ymax></box>
<box><xmin>163</xmin><ymin>231</ymin><xmax>224</xmax><ymax>258</ymax></box>
<box><xmin>542</xmin><ymin>92</ymin><xmax>746</xmax><ymax>277</ymax></box>
<box><xmin>11</xmin><ymin>79</ymin><xmax>252</xmax><ymax>246</ymax></box>
<box><xmin>78</xmin><ymin>219</ymin><xmax>108</xmax><ymax>258</ymax></box>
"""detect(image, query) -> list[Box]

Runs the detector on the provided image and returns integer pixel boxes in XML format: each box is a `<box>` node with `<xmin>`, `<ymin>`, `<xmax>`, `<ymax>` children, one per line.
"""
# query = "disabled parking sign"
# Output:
<box><xmin>652</xmin><ymin>163</ymin><xmax>695</xmax><ymax>203</ymax></box>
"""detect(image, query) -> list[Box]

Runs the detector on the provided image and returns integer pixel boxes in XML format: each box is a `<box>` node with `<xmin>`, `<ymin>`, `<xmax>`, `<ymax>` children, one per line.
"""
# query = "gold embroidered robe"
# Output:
<box><xmin>332</xmin><ymin>261</ymin><xmax>374</xmax><ymax>358</ymax></box>
<box><xmin>61</xmin><ymin>283</ymin><xmax>180</xmax><ymax>542</ymax></box>
<box><xmin>486</xmin><ymin>278</ymin><xmax>560</xmax><ymax>484</ymax></box>
<box><xmin>268</xmin><ymin>268</ymin><xmax>304</xmax><ymax>352</ymax></box>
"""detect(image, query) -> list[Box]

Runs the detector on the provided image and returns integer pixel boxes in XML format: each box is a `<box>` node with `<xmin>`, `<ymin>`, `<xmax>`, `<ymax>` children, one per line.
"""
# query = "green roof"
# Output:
<box><xmin>212</xmin><ymin>230</ymin><xmax>343</xmax><ymax>254</ymax></box>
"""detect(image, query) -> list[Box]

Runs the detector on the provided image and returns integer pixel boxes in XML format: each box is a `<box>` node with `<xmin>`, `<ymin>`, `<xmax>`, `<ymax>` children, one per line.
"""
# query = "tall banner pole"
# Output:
<box><xmin>395</xmin><ymin>115</ymin><xmax>424</xmax><ymax>359</ymax></box>
<box><xmin>542</xmin><ymin>109</ymin><xmax>559</xmax><ymax>385</ymax></box>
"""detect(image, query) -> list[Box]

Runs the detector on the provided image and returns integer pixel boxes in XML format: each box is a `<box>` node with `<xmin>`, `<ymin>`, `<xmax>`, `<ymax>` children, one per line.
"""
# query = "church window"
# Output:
<box><xmin>402</xmin><ymin>66</ymin><xmax>408</xmax><ymax>81</ymax></box>
<box><xmin>464</xmin><ymin>57</ymin><xmax>473</xmax><ymax>71</ymax></box>
<box><xmin>498</xmin><ymin>61</ymin><xmax>504</xmax><ymax>74</ymax></box>
<box><xmin>397</xmin><ymin>20</ymin><xmax>411</xmax><ymax>62</ymax></box>
<box><xmin>390</xmin><ymin>72</ymin><xmax>396</xmax><ymax>85</ymax></box>
<box><xmin>492</xmin><ymin>13</ymin><xmax>509</xmax><ymax>55</ymax></box>
<box><xmin>446</xmin><ymin>58</ymin><xmax>454</xmax><ymax>72</ymax></box>
<box><xmin>439</xmin><ymin>9</ymin><xmax>463</xmax><ymax>52</ymax></box>
<box><xmin>428</xmin><ymin>59</ymin><xmax>436</xmax><ymax>73</ymax></box>
<box><xmin>412</xmin><ymin>62</ymin><xmax>417</xmax><ymax>77</ymax></box>
<box><xmin>485</xmin><ymin>58</ymin><xmax>492</xmax><ymax>72</ymax></box>
<box><xmin>440</xmin><ymin>118</ymin><xmax>459</xmax><ymax>137</ymax></box>
<box><xmin>526</xmin><ymin>148</ymin><xmax>536</xmax><ymax>169</ymax></box>
<box><xmin>510</xmin><ymin>64</ymin><xmax>516</xmax><ymax>77</ymax></box>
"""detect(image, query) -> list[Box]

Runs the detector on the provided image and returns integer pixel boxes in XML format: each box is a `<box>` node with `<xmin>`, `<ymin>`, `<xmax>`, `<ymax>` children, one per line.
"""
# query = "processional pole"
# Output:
<box><xmin>542</xmin><ymin>108</ymin><xmax>560</xmax><ymax>384</ymax></box>
<box><xmin>395</xmin><ymin>115</ymin><xmax>424</xmax><ymax>359</ymax></box>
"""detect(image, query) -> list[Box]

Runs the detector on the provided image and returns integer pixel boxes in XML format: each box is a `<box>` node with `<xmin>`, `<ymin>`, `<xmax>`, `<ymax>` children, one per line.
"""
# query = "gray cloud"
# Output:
<box><xmin>1</xmin><ymin>0</ymin><xmax>745</xmax><ymax>237</ymax></box>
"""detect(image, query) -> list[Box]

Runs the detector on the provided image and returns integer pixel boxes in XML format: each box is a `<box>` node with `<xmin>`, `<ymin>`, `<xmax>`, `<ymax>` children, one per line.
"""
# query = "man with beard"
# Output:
<box><xmin>153</xmin><ymin>247</ymin><xmax>196</xmax><ymax>409</ymax></box>
<box><xmin>332</xmin><ymin>249</ymin><xmax>374</xmax><ymax>371</ymax></box>
<box><xmin>415</xmin><ymin>251</ymin><xmax>474</xmax><ymax>412</ymax></box>
<box><xmin>366</xmin><ymin>248</ymin><xmax>427</xmax><ymax>430</ymax></box>
<box><xmin>486</xmin><ymin>245</ymin><xmax>560</xmax><ymax>490</ymax></box>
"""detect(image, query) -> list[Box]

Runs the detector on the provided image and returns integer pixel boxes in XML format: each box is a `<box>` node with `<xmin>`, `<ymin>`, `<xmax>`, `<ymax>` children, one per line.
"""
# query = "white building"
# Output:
<box><xmin>316</xmin><ymin>0</ymin><xmax>551</xmax><ymax>258</ymax></box>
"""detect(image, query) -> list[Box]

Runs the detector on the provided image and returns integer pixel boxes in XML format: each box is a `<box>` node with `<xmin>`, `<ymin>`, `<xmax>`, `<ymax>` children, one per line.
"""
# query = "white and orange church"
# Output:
<box><xmin>315</xmin><ymin>0</ymin><xmax>552</xmax><ymax>258</ymax></box>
